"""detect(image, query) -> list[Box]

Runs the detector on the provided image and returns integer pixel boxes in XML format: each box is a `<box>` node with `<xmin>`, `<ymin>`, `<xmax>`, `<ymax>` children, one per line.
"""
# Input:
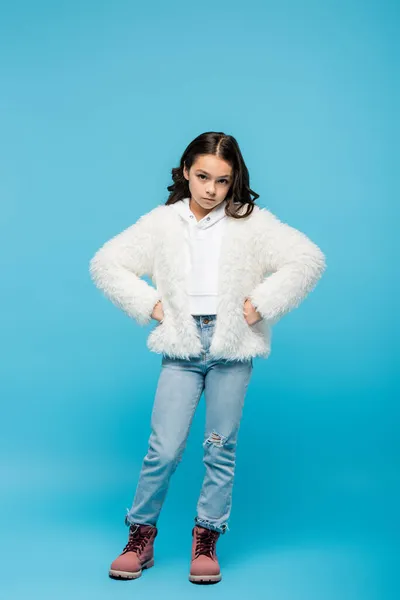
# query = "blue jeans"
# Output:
<box><xmin>125</xmin><ymin>314</ymin><xmax>253</xmax><ymax>534</ymax></box>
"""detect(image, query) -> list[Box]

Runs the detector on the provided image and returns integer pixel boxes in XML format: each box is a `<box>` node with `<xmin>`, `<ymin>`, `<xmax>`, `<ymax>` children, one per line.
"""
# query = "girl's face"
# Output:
<box><xmin>183</xmin><ymin>154</ymin><xmax>233</xmax><ymax>212</ymax></box>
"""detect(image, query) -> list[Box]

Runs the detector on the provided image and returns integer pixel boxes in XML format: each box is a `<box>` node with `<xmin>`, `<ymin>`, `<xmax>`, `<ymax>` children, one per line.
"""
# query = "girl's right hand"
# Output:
<box><xmin>151</xmin><ymin>300</ymin><xmax>165</xmax><ymax>323</ymax></box>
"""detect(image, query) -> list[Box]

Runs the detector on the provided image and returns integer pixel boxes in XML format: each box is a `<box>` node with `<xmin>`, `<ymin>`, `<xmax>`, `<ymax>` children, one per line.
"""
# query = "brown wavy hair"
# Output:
<box><xmin>165</xmin><ymin>131</ymin><xmax>259</xmax><ymax>219</ymax></box>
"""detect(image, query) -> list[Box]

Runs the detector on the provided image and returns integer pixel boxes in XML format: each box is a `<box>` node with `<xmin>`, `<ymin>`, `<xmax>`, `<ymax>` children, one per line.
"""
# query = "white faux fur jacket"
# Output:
<box><xmin>89</xmin><ymin>202</ymin><xmax>326</xmax><ymax>361</ymax></box>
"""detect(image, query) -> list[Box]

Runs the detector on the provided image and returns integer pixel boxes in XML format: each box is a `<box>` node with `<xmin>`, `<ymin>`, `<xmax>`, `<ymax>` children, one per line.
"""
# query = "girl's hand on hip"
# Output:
<box><xmin>243</xmin><ymin>298</ymin><xmax>262</xmax><ymax>326</ymax></box>
<box><xmin>151</xmin><ymin>300</ymin><xmax>165</xmax><ymax>323</ymax></box>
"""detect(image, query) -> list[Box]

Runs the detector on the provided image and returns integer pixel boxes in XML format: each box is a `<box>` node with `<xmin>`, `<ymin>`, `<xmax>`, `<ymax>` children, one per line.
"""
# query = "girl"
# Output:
<box><xmin>89</xmin><ymin>131</ymin><xmax>326</xmax><ymax>585</ymax></box>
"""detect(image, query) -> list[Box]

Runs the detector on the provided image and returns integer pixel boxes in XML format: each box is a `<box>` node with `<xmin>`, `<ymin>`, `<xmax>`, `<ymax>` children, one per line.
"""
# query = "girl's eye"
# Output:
<box><xmin>197</xmin><ymin>174</ymin><xmax>229</xmax><ymax>184</ymax></box>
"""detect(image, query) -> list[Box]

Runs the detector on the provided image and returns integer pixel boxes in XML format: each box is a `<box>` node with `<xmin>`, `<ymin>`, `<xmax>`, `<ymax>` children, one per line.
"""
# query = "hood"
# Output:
<box><xmin>171</xmin><ymin>197</ymin><xmax>227</xmax><ymax>230</ymax></box>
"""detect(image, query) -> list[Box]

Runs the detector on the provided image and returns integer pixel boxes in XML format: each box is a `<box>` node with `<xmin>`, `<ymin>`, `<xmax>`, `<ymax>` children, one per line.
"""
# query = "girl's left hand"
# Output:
<box><xmin>243</xmin><ymin>298</ymin><xmax>263</xmax><ymax>326</ymax></box>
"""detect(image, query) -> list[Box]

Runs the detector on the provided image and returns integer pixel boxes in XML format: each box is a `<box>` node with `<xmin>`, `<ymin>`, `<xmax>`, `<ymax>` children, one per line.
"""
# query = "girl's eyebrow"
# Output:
<box><xmin>196</xmin><ymin>169</ymin><xmax>232</xmax><ymax>179</ymax></box>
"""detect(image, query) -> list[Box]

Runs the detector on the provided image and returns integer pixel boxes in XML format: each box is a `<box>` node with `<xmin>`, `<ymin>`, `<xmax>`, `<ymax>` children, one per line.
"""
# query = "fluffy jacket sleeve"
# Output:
<box><xmin>249</xmin><ymin>210</ymin><xmax>326</xmax><ymax>326</ymax></box>
<box><xmin>89</xmin><ymin>209</ymin><xmax>162</xmax><ymax>326</ymax></box>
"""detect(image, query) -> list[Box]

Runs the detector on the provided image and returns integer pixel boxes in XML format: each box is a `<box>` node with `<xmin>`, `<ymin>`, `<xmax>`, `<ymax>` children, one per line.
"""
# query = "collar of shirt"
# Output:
<box><xmin>172</xmin><ymin>196</ymin><xmax>227</xmax><ymax>230</ymax></box>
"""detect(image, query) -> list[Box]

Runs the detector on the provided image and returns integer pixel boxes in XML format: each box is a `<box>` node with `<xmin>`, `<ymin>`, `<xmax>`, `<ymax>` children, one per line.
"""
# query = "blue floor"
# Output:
<box><xmin>2</xmin><ymin>486</ymin><xmax>396</xmax><ymax>600</ymax></box>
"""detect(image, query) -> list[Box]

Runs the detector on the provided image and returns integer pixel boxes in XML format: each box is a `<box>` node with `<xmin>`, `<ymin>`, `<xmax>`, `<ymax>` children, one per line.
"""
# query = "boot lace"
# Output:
<box><xmin>194</xmin><ymin>527</ymin><xmax>219</xmax><ymax>559</ymax></box>
<box><xmin>122</xmin><ymin>525</ymin><xmax>153</xmax><ymax>555</ymax></box>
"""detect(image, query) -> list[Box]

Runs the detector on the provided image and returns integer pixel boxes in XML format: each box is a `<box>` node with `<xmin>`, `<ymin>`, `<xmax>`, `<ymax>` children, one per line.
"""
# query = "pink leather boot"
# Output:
<box><xmin>109</xmin><ymin>523</ymin><xmax>158</xmax><ymax>580</ymax></box>
<box><xmin>189</xmin><ymin>525</ymin><xmax>222</xmax><ymax>584</ymax></box>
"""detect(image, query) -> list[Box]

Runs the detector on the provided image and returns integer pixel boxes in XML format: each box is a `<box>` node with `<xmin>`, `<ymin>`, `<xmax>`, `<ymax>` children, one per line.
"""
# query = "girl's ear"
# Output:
<box><xmin>183</xmin><ymin>163</ymin><xmax>189</xmax><ymax>180</ymax></box>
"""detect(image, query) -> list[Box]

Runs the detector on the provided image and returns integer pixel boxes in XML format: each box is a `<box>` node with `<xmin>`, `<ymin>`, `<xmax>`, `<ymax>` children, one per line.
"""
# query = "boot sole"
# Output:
<box><xmin>109</xmin><ymin>557</ymin><xmax>154</xmax><ymax>580</ymax></box>
<box><xmin>189</xmin><ymin>572</ymin><xmax>222</xmax><ymax>584</ymax></box>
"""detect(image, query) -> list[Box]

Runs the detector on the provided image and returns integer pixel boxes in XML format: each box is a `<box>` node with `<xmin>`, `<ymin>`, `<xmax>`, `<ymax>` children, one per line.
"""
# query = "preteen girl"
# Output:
<box><xmin>89</xmin><ymin>131</ymin><xmax>326</xmax><ymax>584</ymax></box>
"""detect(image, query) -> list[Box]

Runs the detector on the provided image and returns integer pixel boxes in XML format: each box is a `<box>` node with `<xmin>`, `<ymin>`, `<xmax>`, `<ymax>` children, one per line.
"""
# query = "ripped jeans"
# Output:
<box><xmin>125</xmin><ymin>315</ymin><xmax>253</xmax><ymax>535</ymax></box>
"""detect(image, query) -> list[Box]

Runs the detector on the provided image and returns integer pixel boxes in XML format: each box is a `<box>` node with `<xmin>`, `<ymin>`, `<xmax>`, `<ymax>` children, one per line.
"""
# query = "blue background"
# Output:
<box><xmin>1</xmin><ymin>0</ymin><xmax>398</xmax><ymax>598</ymax></box>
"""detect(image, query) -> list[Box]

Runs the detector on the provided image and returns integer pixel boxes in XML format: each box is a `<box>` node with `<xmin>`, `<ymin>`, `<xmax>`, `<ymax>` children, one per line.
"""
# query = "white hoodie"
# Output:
<box><xmin>171</xmin><ymin>197</ymin><xmax>227</xmax><ymax>315</ymax></box>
